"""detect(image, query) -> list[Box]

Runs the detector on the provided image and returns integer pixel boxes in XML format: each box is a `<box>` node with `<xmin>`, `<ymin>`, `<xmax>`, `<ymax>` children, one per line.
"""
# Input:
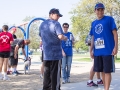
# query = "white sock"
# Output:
<box><xmin>14</xmin><ymin>68</ymin><xmax>16</xmax><ymax>72</ymax></box>
<box><xmin>0</xmin><ymin>72</ymin><xmax>2</xmax><ymax>76</ymax></box>
<box><xmin>12</xmin><ymin>68</ymin><xmax>15</xmax><ymax>72</ymax></box>
<box><xmin>8</xmin><ymin>68</ymin><xmax>11</xmax><ymax>71</ymax></box>
<box><xmin>88</xmin><ymin>80</ymin><xmax>93</xmax><ymax>83</ymax></box>
<box><xmin>97</xmin><ymin>79</ymin><xmax>101</xmax><ymax>82</ymax></box>
<box><xmin>4</xmin><ymin>72</ymin><xmax>7</xmax><ymax>77</ymax></box>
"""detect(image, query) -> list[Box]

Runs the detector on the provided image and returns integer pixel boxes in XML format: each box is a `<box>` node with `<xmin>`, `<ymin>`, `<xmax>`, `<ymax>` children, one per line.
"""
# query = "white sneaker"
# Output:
<box><xmin>3</xmin><ymin>75</ymin><xmax>10</xmax><ymax>81</ymax></box>
<box><xmin>0</xmin><ymin>74</ymin><xmax>3</xmax><ymax>80</ymax></box>
<box><xmin>62</xmin><ymin>79</ymin><xmax>66</xmax><ymax>84</ymax></box>
<box><xmin>67</xmin><ymin>78</ymin><xmax>70</xmax><ymax>83</ymax></box>
<box><xmin>40</xmin><ymin>74</ymin><xmax>43</xmax><ymax>79</ymax></box>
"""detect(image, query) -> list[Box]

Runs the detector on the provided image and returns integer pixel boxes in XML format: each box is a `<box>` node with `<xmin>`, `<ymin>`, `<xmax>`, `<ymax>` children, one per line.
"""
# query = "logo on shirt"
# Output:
<box><xmin>0</xmin><ymin>35</ymin><xmax>9</xmax><ymax>43</ymax></box>
<box><xmin>95</xmin><ymin>24</ymin><xmax>103</xmax><ymax>34</ymax></box>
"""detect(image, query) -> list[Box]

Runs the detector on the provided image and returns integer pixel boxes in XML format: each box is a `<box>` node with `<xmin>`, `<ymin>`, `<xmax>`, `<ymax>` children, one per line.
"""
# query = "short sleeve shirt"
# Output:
<box><xmin>89</xmin><ymin>16</ymin><xmax>117</xmax><ymax>56</ymax></box>
<box><xmin>0</xmin><ymin>32</ymin><xmax>13</xmax><ymax>52</ymax></box>
<box><xmin>39</xmin><ymin>19</ymin><xmax>63</xmax><ymax>60</ymax></box>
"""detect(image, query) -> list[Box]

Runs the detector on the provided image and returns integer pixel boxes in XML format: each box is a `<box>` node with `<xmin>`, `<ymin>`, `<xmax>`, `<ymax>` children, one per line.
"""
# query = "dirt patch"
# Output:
<box><xmin>0</xmin><ymin>69</ymin><xmax>89</xmax><ymax>90</ymax></box>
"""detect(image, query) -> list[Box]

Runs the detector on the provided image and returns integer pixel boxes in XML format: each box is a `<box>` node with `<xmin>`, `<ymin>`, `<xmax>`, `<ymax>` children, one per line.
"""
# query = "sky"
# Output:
<box><xmin>0</xmin><ymin>0</ymin><xmax>80</xmax><ymax>27</ymax></box>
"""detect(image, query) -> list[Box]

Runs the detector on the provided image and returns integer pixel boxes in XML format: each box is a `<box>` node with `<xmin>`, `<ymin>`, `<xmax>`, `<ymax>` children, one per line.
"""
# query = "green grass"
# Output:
<box><xmin>73</xmin><ymin>54</ymin><xmax>120</xmax><ymax>63</ymax></box>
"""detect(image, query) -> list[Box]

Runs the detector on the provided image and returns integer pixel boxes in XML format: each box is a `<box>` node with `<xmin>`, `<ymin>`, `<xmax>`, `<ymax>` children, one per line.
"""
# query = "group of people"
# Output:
<box><xmin>39</xmin><ymin>2</ymin><xmax>118</xmax><ymax>90</ymax></box>
<box><xmin>0</xmin><ymin>25</ymin><xmax>30</xmax><ymax>80</ymax></box>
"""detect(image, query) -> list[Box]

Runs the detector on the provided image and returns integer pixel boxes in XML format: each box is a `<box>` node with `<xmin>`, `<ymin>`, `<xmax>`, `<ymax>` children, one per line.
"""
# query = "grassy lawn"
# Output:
<box><xmin>73</xmin><ymin>53</ymin><xmax>120</xmax><ymax>63</ymax></box>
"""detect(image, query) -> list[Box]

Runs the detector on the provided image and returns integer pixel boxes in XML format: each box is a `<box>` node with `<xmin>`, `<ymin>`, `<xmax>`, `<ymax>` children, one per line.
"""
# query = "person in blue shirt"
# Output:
<box><xmin>89</xmin><ymin>3</ymin><xmax>118</xmax><ymax>90</ymax></box>
<box><xmin>39</xmin><ymin>8</ymin><xmax>67</xmax><ymax>90</ymax></box>
<box><xmin>61</xmin><ymin>23</ymin><xmax>75</xmax><ymax>84</ymax></box>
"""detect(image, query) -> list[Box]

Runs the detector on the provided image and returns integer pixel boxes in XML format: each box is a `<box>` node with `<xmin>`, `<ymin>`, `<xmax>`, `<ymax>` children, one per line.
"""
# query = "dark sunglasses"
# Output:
<box><xmin>63</xmin><ymin>27</ymin><xmax>68</xmax><ymax>28</ymax></box>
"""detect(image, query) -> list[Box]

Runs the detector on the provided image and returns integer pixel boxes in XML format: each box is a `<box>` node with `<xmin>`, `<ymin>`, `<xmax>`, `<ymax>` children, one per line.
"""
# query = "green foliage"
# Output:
<box><xmin>70</xmin><ymin>0</ymin><xmax>120</xmax><ymax>51</ymax></box>
<box><xmin>15</xmin><ymin>16</ymin><xmax>42</xmax><ymax>49</ymax></box>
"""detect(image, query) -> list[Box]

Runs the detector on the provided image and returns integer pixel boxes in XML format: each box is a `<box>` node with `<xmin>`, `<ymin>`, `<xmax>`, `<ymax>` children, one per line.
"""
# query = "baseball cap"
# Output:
<box><xmin>12</xmin><ymin>27</ymin><xmax>16</xmax><ymax>31</ymax></box>
<box><xmin>49</xmin><ymin>8</ymin><xmax>63</xmax><ymax>17</ymax></box>
<box><xmin>95</xmin><ymin>3</ymin><xmax>105</xmax><ymax>10</ymax></box>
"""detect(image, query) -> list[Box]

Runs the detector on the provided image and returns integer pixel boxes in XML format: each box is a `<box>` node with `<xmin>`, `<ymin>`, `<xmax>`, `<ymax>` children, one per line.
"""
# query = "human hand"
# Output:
<box><xmin>90</xmin><ymin>51</ymin><xmax>94</xmax><ymax>59</ymax></box>
<box><xmin>112</xmin><ymin>47</ymin><xmax>118</xmax><ymax>55</ymax></box>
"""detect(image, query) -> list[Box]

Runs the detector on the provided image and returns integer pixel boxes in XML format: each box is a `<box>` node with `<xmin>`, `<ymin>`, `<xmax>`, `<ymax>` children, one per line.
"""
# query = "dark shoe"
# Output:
<box><xmin>87</xmin><ymin>81</ymin><xmax>98</xmax><ymax>87</ymax></box>
<box><xmin>16</xmin><ymin>71</ymin><xmax>21</xmax><ymax>74</ymax></box>
<box><xmin>97</xmin><ymin>80</ymin><xmax>103</xmax><ymax>85</ymax></box>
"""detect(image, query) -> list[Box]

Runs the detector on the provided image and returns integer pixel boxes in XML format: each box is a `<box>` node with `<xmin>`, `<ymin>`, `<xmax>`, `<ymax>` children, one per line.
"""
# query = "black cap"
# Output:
<box><xmin>49</xmin><ymin>8</ymin><xmax>63</xmax><ymax>17</ymax></box>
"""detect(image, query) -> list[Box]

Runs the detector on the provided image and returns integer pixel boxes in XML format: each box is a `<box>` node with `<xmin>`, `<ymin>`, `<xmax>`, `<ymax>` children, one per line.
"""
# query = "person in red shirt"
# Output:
<box><xmin>0</xmin><ymin>25</ymin><xmax>13</xmax><ymax>80</ymax></box>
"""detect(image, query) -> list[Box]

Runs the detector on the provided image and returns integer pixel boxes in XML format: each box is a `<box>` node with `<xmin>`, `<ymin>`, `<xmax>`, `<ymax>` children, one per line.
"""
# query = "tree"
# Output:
<box><xmin>15</xmin><ymin>16</ymin><xmax>43</xmax><ymax>50</ymax></box>
<box><xmin>70</xmin><ymin>0</ymin><xmax>120</xmax><ymax>51</ymax></box>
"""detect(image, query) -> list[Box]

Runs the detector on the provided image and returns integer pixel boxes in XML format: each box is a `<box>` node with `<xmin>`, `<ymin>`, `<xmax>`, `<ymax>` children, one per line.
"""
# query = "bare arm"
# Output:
<box><xmin>22</xmin><ymin>48</ymin><xmax>26</xmax><ymax>58</ymax></box>
<box><xmin>10</xmin><ymin>41</ymin><xmax>13</xmax><ymax>44</ymax></box>
<box><xmin>58</xmin><ymin>34</ymin><xmax>67</xmax><ymax>41</ymax></box>
<box><xmin>62</xmin><ymin>48</ymin><xmax>66</xmax><ymax>56</ymax></box>
<box><xmin>14</xmin><ymin>45</ymin><xmax>19</xmax><ymax>55</ymax></box>
<box><xmin>112</xmin><ymin>30</ymin><xmax>118</xmax><ymax>55</ymax></box>
<box><xmin>90</xmin><ymin>36</ymin><xmax>94</xmax><ymax>59</ymax></box>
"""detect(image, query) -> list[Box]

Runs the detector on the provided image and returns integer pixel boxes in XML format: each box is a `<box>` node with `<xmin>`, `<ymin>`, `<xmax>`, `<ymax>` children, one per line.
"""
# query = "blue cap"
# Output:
<box><xmin>49</xmin><ymin>8</ymin><xmax>63</xmax><ymax>17</ymax></box>
<box><xmin>95</xmin><ymin>3</ymin><xmax>105</xmax><ymax>9</ymax></box>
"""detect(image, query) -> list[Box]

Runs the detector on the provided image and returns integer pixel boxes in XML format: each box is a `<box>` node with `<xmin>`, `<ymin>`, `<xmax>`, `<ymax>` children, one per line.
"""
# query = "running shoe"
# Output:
<box><xmin>62</xmin><ymin>79</ymin><xmax>66</xmax><ymax>84</ymax></box>
<box><xmin>87</xmin><ymin>81</ymin><xmax>98</xmax><ymax>87</ymax></box>
<box><xmin>0</xmin><ymin>74</ymin><xmax>3</xmax><ymax>80</ymax></box>
<box><xmin>97</xmin><ymin>79</ymin><xmax>103</xmax><ymax>85</ymax></box>
<box><xmin>3</xmin><ymin>75</ymin><xmax>10</xmax><ymax>81</ymax></box>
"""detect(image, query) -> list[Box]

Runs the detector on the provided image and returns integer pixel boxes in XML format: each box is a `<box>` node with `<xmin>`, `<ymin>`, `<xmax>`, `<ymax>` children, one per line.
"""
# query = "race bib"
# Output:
<box><xmin>94</xmin><ymin>38</ymin><xmax>105</xmax><ymax>49</ymax></box>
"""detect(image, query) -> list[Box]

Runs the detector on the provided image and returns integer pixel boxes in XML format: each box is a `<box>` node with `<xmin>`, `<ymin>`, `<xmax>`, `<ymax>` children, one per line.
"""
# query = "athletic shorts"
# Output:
<box><xmin>9</xmin><ymin>55</ymin><xmax>18</xmax><ymax>66</ymax></box>
<box><xmin>93</xmin><ymin>55</ymin><xmax>115</xmax><ymax>73</ymax></box>
<box><xmin>0</xmin><ymin>51</ymin><xmax>10</xmax><ymax>58</ymax></box>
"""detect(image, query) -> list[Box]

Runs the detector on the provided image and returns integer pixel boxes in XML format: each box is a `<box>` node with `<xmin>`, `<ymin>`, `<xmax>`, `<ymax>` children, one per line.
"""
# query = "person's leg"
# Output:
<box><xmin>51</xmin><ymin>60</ymin><xmax>61</xmax><ymax>90</ymax></box>
<box><xmin>96</xmin><ymin>72</ymin><xmax>103</xmax><ymax>85</ymax></box>
<box><xmin>43</xmin><ymin>60</ymin><xmax>51</xmax><ymax>90</ymax></box>
<box><xmin>0</xmin><ymin>57</ymin><xmax>4</xmax><ymax>74</ymax></box>
<box><xmin>66</xmin><ymin>56</ymin><xmax>72</xmax><ymax>82</ymax></box>
<box><xmin>87</xmin><ymin>65</ymin><xmax>98</xmax><ymax>87</ymax></box>
<box><xmin>7</xmin><ymin>59</ymin><xmax>12</xmax><ymax>74</ymax></box>
<box><xmin>89</xmin><ymin>66</ymin><xmax>95</xmax><ymax>81</ymax></box>
<box><xmin>105</xmin><ymin>73</ymin><xmax>111</xmax><ymax>90</ymax></box>
<box><xmin>3</xmin><ymin>58</ymin><xmax>9</xmax><ymax>76</ymax></box>
<box><xmin>40</xmin><ymin>51</ymin><xmax>44</xmax><ymax>79</ymax></box>
<box><xmin>10</xmin><ymin>56</ymin><xmax>17</xmax><ymax>76</ymax></box>
<box><xmin>41</xmin><ymin>62</ymin><xmax>44</xmax><ymax>75</ymax></box>
<box><xmin>103</xmin><ymin>55</ymin><xmax>114</xmax><ymax>90</ymax></box>
<box><xmin>93</xmin><ymin>56</ymin><xmax>103</xmax><ymax>86</ymax></box>
<box><xmin>61</xmin><ymin>56</ymin><xmax>67</xmax><ymax>83</ymax></box>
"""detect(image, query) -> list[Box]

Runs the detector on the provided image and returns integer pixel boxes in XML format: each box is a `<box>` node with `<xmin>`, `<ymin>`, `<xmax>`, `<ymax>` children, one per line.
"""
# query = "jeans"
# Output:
<box><xmin>62</xmin><ymin>56</ymin><xmax>72</xmax><ymax>80</ymax></box>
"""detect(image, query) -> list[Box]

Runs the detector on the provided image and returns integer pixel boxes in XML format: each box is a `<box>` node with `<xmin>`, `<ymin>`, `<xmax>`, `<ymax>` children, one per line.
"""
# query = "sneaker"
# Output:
<box><xmin>67</xmin><ymin>78</ymin><xmax>70</xmax><ymax>83</ymax></box>
<box><xmin>7</xmin><ymin>71</ymin><xmax>11</xmax><ymax>75</ymax></box>
<box><xmin>87</xmin><ymin>81</ymin><xmax>98</xmax><ymax>87</ymax></box>
<box><xmin>3</xmin><ymin>75</ymin><xmax>10</xmax><ymax>81</ymax></box>
<box><xmin>40</xmin><ymin>74</ymin><xmax>43</xmax><ymax>79</ymax></box>
<box><xmin>0</xmin><ymin>74</ymin><xmax>3</xmax><ymax>80</ymax></box>
<box><xmin>97</xmin><ymin>80</ymin><xmax>103</xmax><ymax>85</ymax></box>
<box><xmin>62</xmin><ymin>79</ymin><xmax>66</xmax><ymax>84</ymax></box>
<box><xmin>16</xmin><ymin>71</ymin><xmax>21</xmax><ymax>74</ymax></box>
<box><xmin>12</xmin><ymin>71</ymin><xmax>18</xmax><ymax>76</ymax></box>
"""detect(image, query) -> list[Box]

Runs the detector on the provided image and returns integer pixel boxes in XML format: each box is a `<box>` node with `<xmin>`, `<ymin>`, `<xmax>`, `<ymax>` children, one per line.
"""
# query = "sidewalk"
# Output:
<box><xmin>61</xmin><ymin>64</ymin><xmax>120</xmax><ymax>90</ymax></box>
<box><xmin>18</xmin><ymin>55</ymin><xmax>120</xmax><ymax>90</ymax></box>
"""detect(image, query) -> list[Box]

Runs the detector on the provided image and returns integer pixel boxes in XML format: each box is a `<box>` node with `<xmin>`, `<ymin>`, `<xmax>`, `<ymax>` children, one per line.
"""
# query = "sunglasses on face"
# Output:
<box><xmin>63</xmin><ymin>27</ymin><xmax>68</xmax><ymax>28</ymax></box>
